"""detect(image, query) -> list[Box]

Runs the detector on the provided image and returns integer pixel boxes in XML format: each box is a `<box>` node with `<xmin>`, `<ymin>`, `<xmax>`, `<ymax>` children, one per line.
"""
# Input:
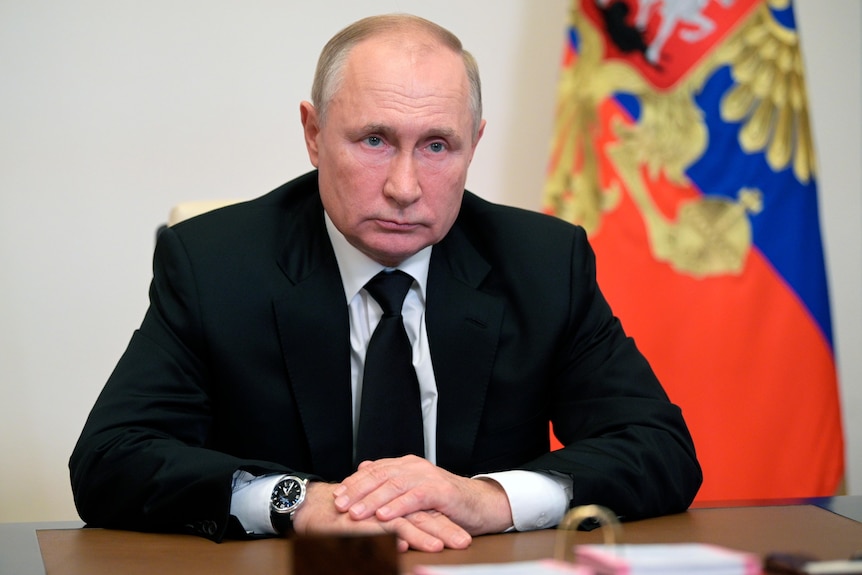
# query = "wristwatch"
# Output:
<box><xmin>269</xmin><ymin>475</ymin><xmax>308</xmax><ymax>534</ymax></box>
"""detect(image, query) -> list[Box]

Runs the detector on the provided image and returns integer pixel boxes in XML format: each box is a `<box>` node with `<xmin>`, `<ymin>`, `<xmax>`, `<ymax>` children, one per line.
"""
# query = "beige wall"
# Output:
<box><xmin>1</xmin><ymin>0</ymin><xmax>859</xmax><ymax>522</ymax></box>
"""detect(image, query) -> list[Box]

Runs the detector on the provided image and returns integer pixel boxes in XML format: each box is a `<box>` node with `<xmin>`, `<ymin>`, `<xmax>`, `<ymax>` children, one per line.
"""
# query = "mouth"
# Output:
<box><xmin>374</xmin><ymin>218</ymin><xmax>420</xmax><ymax>232</ymax></box>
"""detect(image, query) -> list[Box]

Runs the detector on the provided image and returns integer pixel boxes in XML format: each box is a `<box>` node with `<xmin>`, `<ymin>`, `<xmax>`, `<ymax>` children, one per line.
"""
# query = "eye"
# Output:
<box><xmin>364</xmin><ymin>135</ymin><xmax>384</xmax><ymax>147</ymax></box>
<box><xmin>427</xmin><ymin>141</ymin><xmax>446</xmax><ymax>153</ymax></box>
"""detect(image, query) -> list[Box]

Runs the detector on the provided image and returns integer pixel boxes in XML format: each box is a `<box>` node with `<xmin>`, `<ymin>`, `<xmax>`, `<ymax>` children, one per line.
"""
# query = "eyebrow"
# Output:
<box><xmin>357</xmin><ymin>124</ymin><xmax>460</xmax><ymax>141</ymax></box>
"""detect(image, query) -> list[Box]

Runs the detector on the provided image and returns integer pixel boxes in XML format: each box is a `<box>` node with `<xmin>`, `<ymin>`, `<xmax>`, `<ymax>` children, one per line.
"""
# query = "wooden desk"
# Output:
<box><xmin>16</xmin><ymin>503</ymin><xmax>862</xmax><ymax>574</ymax></box>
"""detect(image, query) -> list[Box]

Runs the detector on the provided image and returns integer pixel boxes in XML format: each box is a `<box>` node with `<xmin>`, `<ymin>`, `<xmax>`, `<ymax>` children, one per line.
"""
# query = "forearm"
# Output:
<box><xmin>70</xmin><ymin>415</ymin><xmax>293</xmax><ymax>540</ymax></box>
<box><xmin>524</xmin><ymin>410</ymin><xmax>702</xmax><ymax>519</ymax></box>
<box><xmin>70</xmin><ymin>434</ymin><xmax>233</xmax><ymax>532</ymax></box>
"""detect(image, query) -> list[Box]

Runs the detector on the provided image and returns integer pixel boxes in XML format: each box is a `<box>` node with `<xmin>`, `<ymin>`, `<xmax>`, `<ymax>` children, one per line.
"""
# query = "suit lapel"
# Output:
<box><xmin>272</xmin><ymin>193</ymin><xmax>354</xmax><ymax>480</ymax></box>
<box><xmin>426</xmin><ymin>223</ymin><xmax>504</xmax><ymax>474</ymax></box>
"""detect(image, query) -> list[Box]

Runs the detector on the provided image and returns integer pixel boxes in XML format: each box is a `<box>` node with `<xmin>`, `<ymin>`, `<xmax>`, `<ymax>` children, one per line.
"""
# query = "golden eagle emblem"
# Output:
<box><xmin>544</xmin><ymin>0</ymin><xmax>815</xmax><ymax>278</ymax></box>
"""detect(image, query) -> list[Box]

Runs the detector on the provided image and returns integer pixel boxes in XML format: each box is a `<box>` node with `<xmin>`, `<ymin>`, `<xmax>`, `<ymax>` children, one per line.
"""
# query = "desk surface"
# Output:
<box><xmin>7</xmin><ymin>503</ymin><xmax>859</xmax><ymax>575</ymax></box>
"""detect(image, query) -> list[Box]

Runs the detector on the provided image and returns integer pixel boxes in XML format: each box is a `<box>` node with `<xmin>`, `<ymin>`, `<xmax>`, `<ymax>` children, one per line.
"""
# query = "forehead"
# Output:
<box><xmin>331</xmin><ymin>33</ymin><xmax>472</xmax><ymax>128</ymax></box>
<box><xmin>347</xmin><ymin>29</ymin><xmax>465</xmax><ymax>77</ymax></box>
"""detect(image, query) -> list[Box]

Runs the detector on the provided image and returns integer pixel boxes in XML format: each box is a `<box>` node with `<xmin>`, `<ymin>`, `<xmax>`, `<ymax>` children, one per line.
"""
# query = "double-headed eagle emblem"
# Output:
<box><xmin>544</xmin><ymin>0</ymin><xmax>815</xmax><ymax>278</ymax></box>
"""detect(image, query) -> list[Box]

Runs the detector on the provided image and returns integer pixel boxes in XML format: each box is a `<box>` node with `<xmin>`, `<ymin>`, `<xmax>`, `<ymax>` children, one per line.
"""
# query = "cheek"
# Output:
<box><xmin>319</xmin><ymin>166</ymin><xmax>358</xmax><ymax>224</ymax></box>
<box><xmin>424</xmin><ymin>187</ymin><xmax>465</xmax><ymax>237</ymax></box>
<box><xmin>421</xmin><ymin>166</ymin><xmax>468</xmax><ymax>212</ymax></box>
<box><xmin>322</xmin><ymin>156</ymin><xmax>371</xmax><ymax>209</ymax></box>
<box><xmin>336</xmin><ymin>150</ymin><xmax>389</xmax><ymax>194</ymax></box>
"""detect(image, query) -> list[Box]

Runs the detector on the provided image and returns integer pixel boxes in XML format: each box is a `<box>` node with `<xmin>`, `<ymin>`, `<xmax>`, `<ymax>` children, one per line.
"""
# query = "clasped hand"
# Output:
<box><xmin>290</xmin><ymin>455</ymin><xmax>514</xmax><ymax>552</ymax></box>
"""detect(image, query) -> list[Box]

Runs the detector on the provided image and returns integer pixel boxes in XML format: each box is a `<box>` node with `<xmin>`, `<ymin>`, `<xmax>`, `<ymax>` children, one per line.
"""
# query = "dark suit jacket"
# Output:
<box><xmin>70</xmin><ymin>170</ymin><xmax>701</xmax><ymax>540</ymax></box>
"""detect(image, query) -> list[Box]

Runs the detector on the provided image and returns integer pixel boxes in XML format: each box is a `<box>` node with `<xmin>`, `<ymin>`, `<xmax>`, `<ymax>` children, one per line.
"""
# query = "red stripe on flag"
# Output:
<box><xmin>588</xmin><ymin>102</ymin><xmax>843</xmax><ymax>499</ymax></box>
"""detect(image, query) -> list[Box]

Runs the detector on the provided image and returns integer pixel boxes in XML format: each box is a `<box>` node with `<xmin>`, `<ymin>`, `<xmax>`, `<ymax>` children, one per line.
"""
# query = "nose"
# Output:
<box><xmin>383</xmin><ymin>151</ymin><xmax>422</xmax><ymax>206</ymax></box>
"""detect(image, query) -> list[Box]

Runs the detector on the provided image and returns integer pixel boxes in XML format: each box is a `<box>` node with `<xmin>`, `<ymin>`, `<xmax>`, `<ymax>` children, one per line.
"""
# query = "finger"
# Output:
<box><xmin>406</xmin><ymin>510</ymin><xmax>472</xmax><ymax>550</ymax></box>
<box><xmin>374</xmin><ymin>485</ymin><xmax>432</xmax><ymax>521</ymax></box>
<box><xmin>346</xmin><ymin>476</ymin><xmax>415</xmax><ymax>520</ymax></box>
<box><xmin>332</xmin><ymin>460</ymin><xmax>392</xmax><ymax>511</ymax></box>
<box><xmin>373</xmin><ymin>466</ymin><xmax>462</xmax><ymax>521</ymax></box>
<box><xmin>332</xmin><ymin>479</ymin><xmax>376</xmax><ymax>513</ymax></box>
<box><xmin>382</xmin><ymin>516</ymin><xmax>445</xmax><ymax>553</ymax></box>
<box><xmin>335</xmin><ymin>457</ymin><xmax>421</xmax><ymax>516</ymax></box>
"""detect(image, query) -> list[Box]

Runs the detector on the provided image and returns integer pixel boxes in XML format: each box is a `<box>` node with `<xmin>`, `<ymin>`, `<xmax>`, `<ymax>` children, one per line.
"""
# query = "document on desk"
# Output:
<box><xmin>413</xmin><ymin>559</ymin><xmax>591</xmax><ymax>574</ymax></box>
<box><xmin>414</xmin><ymin>544</ymin><xmax>760</xmax><ymax>575</ymax></box>
<box><xmin>574</xmin><ymin>543</ymin><xmax>760</xmax><ymax>574</ymax></box>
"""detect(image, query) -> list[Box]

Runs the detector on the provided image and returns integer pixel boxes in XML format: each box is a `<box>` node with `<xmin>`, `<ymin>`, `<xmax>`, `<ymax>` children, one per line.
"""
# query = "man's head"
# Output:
<box><xmin>300</xmin><ymin>14</ymin><xmax>486</xmax><ymax>267</ymax></box>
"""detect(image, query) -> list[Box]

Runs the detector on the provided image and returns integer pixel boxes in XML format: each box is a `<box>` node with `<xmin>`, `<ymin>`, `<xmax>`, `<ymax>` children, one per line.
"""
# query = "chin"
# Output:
<box><xmin>364</xmin><ymin>235</ymin><xmax>435</xmax><ymax>265</ymax></box>
<box><xmin>370</xmin><ymin>245</ymin><xmax>427</xmax><ymax>267</ymax></box>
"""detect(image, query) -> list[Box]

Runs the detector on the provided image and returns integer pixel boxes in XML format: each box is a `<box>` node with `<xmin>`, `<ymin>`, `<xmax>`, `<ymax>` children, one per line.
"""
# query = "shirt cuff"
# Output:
<box><xmin>229</xmin><ymin>471</ymin><xmax>286</xmax><ymax>535</ymax></box>
<box><xmin>474</xmin><ymin>470</ymin><xmax>572</xmax><ymax>531</ymax></box>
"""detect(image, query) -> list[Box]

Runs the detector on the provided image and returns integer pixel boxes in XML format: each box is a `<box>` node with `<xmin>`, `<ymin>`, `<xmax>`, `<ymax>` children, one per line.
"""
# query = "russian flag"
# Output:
<box><xmin>545</xmin><ymin>0</ymin><xmax>844</xmax><ymax>501</ymax></box>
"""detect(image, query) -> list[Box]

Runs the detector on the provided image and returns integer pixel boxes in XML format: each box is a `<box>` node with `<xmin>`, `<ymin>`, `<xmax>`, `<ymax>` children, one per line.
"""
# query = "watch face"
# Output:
<box><xmin>271</xmin><ymin>478</ymin><xmax>304</xmax><ymax>513</ymax></box>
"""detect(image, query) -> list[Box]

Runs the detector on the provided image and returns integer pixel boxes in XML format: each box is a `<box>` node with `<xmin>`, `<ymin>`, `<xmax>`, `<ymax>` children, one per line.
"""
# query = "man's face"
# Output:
<box><xmin>301</xmin><ymin>33</ymin><xmax>485</xmax><ymax>267</ymax></box>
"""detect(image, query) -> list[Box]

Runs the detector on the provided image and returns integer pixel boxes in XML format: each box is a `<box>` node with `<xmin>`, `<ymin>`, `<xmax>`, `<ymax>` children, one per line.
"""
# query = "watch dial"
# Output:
<box><xmin>272</xmin><ymin>480</ymin><xmax>302</xmax><ymax>511</ymax></box>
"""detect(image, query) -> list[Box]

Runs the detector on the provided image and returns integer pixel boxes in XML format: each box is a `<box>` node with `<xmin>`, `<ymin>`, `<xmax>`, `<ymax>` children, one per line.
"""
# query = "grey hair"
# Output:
<box><xmin>310</xmin><ymin>14</ymin><xmax>483</xmax><ymax>138</ymax></box>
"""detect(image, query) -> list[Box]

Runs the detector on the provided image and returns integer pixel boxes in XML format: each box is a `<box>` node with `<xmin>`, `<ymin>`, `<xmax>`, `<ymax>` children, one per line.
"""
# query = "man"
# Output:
<box><xmin>69</xmin><ymin>14</ymin><xmax>702</xmax><ymax>552</ymax></box>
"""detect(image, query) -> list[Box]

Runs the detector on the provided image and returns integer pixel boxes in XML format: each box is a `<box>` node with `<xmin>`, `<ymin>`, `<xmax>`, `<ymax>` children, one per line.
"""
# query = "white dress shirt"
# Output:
<box><xmin>230</xmin><ymin>213</ymin><xmax>572</xmax><ymax>534</ymax></box>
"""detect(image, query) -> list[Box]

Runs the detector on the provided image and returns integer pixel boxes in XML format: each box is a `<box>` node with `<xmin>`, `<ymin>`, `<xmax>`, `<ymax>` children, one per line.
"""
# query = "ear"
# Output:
<box><xmin>300</xmin><ymin>101</ymin><xmax>320</xmax><ymax>167</ymax></box>
<box><xmin>468</xmin><ymin>119</ymin><xmax>487</xmax><ymax>162</ymax></box>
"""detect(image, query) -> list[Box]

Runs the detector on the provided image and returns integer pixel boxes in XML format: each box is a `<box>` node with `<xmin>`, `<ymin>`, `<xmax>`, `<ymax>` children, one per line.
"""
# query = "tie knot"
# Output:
<box><xmin>365</xmin><ymin>270</ymin><xmax>414</xmax><ymax>316</ymax></box>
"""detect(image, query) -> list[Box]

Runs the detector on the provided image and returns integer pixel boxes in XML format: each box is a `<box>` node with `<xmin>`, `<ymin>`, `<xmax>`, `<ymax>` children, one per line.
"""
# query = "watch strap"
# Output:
<box><xmin>270</xmin><ymin>507</ymin><xmax>294</xmax><ymax>535</ymax></box>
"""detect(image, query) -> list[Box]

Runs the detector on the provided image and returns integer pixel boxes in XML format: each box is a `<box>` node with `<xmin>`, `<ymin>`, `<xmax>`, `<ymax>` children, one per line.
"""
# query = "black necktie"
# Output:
<box><xmin>355</xmin><ymin>270</ymin><xmax>425</xmax><ymax>464</ymax></box>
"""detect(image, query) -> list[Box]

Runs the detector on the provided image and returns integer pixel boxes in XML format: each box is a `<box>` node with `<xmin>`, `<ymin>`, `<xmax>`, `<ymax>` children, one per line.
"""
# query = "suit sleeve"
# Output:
<box><xmin>520</xmin><ymin>226</ymin><xmax>702</xmax><ymax>520</ymax></box>
<box><xmin>68</xmin><ymin>227</ymin><xmax>293</xmax><ymax>541</ymax></box>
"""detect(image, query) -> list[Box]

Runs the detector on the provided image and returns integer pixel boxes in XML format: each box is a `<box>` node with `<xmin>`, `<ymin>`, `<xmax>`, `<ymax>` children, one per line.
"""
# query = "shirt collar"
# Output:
<box><xmin>324</xmin><ymin>211</ymin><xmax>431</xmax><ymax>303</ymax></box>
